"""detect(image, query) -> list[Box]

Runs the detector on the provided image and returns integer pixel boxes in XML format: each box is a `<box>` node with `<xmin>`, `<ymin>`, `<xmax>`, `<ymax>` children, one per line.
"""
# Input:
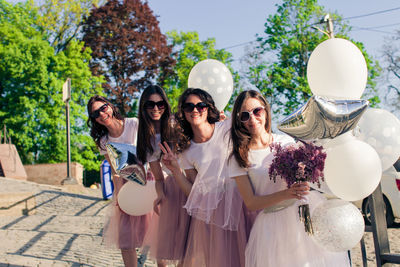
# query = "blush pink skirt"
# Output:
<box><xmin>182</xmin><ymin>193</ymin><xmax>256</xmax><ymax>267</ymax></box>
<box><xmin>144</xmin><ymin>175</ymin><xmax>191</xmax><ymax>264</ymax></box>
<box><xmin>103</xmin><ymin>174</ymin><xmax>153</xmax><ymax>250</ymax></box>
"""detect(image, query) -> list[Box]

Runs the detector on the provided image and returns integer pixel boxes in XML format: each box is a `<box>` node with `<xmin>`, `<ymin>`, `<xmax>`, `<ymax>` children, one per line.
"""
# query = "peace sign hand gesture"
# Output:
<box><xmin>159</xmin><ymin>141</ymin><xmax>181</xmax><ymax>173</ymax></box>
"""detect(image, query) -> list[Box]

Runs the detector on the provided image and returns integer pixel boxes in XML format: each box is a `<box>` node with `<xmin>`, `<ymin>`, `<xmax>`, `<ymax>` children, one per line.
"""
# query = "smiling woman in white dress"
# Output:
<box><xmin>87</xmin><ymin>95</ymin><xmax>152</xmax><ymax>267</ymax></box>
<box><xmin>136</xmin><ymin>85</ymin><xmax>190</xmax><ymax>267</ymax></box>
<box><xmin>228</xmin><ymin>90</ymin><xmax>351</xmax><ymax>267</ymax></box>
<box><xmin>159</xmin><ymin>88</ymin><xmax>252</xmax><ymax>267</ymax></box>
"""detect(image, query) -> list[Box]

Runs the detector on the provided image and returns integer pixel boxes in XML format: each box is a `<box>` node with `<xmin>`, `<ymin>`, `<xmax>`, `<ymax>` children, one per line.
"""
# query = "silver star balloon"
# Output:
<box><xmin>106</xmin><ymin>142</ymin><xmax>147</xmax><ymax>185</ymax></box>
<box><xmin>278</xmin><ymin>96</ymin><xmax>369</xmax><ymax>141</ymax></box>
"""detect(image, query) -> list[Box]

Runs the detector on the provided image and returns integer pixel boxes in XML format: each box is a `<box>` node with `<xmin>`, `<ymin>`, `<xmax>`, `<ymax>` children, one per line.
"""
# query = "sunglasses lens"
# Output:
<box><xmin>183</xmin><ymin>103</ymin><xmax>195</xmax><ymax>113</ymax></box>
<box><xmin>253</xmin><ymin>107</ymin><xmax>264</xmax><ymax>116</ymax></box>
<box><xmin>91</xmin><ymin>104</ymin><xmax>108</xmax><ymax>119</ymax></box>
<box><xmin>196</xmin><ymin>102</ymin><xmax>208</xmax><ymax>111</ymax></box>
<box><xmin>144</xmin><ymin>101</ymin><xmax>155</xmax><ymax>109</ymax></box>
<box><xmin>156</xmin><ymin>101</ymin><xmax>165</xmax><ymax>109</ymax></box>
<box><xmin>240</xmin><ymin>112</ymin><xmax>250</xmax><ymax>122</ymax></box>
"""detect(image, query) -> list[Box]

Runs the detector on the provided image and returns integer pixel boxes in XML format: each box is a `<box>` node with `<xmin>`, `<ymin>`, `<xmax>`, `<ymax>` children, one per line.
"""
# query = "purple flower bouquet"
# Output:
<box><xmin>269</xmin><ymin>141</ymin><xmax>327</xmax><ymax>234</ymax></box>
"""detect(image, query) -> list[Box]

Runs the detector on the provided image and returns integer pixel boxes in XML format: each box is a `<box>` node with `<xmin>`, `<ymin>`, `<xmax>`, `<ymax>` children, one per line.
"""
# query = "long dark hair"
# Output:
<box><xmin>137</xmin><ymin>85</ymin><xmax>172</xmax><ymax>163</ymax></box>
<box><xmin>175</xmin><ymin>88</ymin><xmax>220</xmax><ymax>153</ymax></box>
<box><xmin>230</xmin><ymin>90</ymin><xmax>272</xmax><ymax>168</ymax></box>
<box><xmin>87</xmin><ymin>95</ymin><xmax>124</xmax><ymax>150</ymax></box>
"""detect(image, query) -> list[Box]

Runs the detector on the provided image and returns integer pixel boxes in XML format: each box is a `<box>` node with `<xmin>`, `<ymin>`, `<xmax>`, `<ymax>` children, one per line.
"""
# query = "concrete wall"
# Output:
<box><xmin>0</xmin><ymin>144</ymin><xmax>28</xmax><ymax>180</ymax></box>
<box><xmin>24</xmin><ymin>162</ymin><xmax>83</xmax><ymax>185</ymax></box>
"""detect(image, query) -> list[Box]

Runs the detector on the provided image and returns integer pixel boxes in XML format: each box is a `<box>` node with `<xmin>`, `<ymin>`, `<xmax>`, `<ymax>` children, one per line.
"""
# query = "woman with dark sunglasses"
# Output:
<box><xmin>158</xmin><ymin>88</ymin><xmax>250</xmax><ymax>267</ymax></box>
<box><xmin>87</xmin><ymin>95</ymin><xmax>152</xmax><ymax>267</ymax></box>
<box><xmin>136</xmin><ymin>85</ymin><xmax>190</xmax><ymax>267</ymax></box>
<box><xmin>228</xmin><ymin>90</ymin><xmax>350</xmax><ymax>267</ymax></box>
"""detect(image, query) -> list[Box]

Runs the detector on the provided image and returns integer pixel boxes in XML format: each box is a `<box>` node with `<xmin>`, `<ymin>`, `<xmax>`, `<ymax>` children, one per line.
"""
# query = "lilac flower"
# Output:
<box><xmin>268</xmin><ymin>141</ymin><xmax>327</xmax><ymax>188</ymax></box>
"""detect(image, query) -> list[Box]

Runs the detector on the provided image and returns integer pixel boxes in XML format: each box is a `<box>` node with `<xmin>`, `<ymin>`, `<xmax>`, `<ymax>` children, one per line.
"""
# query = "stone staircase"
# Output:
<box><xmin>0</xmin><ymin>177</ymin><xmax>157</xmax><ymax>267</ymax></box>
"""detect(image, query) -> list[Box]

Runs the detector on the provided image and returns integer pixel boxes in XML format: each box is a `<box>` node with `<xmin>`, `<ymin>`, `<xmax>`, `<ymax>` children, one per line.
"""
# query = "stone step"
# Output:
<box><xmin>0</xmin><ymin>192</ymin><xmax>36</xmax><ymax>216</ymax></box>
<box><xmin>0</xmin><ymin>214</ymin><xmax>105</xmax><ymax>235</ymax></box>
<box><xmin>0</xmin><ymin>228</ymin><xmax>157</xmax><ymax>267</ymax></box>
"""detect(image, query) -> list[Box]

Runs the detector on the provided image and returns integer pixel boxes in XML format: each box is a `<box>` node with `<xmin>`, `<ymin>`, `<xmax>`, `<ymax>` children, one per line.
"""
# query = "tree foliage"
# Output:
<box><xmin>161</xmin><ymin>30</ymin><xmax>237</xmax><ymax>111</ymax></box>
<box><xmin>36</xmin><ymin>0</ymin><xmax>101</xmax><ymax>52</ymax></box>
<box><xmin>247</xmin><ymin>0</ymin><xmax>380</xmax><ymax>116</ymax></box>
<box><xmin>82</xmin><ymin>0</ymin><xmax>175</xmax><ymax>116</ymax></box>
<box><xmin>0</xmin><ymin>0</ymin><xmax>104</xmax><ymax>171</ymax></box>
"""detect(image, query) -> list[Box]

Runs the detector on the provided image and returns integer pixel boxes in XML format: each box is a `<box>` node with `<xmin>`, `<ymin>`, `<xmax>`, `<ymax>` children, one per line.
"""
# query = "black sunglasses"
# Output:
<box><xmin>182</xmin><ymin>102</ymin><xmax>208</xmax><ymax>113</ymax></box>
<box><xmin>144</xmin><ymin>100</ymin><xmax>166</xmax><ymax>110</ymax></box>
<box><xmin>239</xmin><ymin>107</ymin><xmax>265</xmax><ymax>122</ymax></box>
<box><xmin>91</xmin><ymin>103</ymin><xmax>108</xmax><ymax>119</ymax></box>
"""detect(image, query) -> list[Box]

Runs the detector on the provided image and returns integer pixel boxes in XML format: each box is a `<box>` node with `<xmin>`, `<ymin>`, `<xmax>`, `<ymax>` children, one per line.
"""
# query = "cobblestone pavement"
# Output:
<box><xmin>2</xmin><ymin>177</ymin><xmax>400</xmax><ymax>267</ymax></box>
<box><xmin>0</xmin><ymin>177</ymin><xmax>157</xmax><ymax>267</ymax></box>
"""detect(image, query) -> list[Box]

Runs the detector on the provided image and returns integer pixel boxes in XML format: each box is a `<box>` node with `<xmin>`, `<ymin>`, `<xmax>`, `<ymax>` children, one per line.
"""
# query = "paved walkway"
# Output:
<box><xmin>2</xmin><ymin>176</ymin><xmax>400</xmax><ymax>267</ymax></box>
<box><xmin>0</xmin><ymin>177</ymin><xmax>156</xmax><ymax>267</ymax></box>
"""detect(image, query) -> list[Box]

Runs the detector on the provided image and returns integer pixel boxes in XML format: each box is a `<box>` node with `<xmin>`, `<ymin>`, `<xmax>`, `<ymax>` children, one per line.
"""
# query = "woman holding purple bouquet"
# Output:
<box><xmin>228</xmin><ymin>90</ymin><xmax>350</xmax><ymax>267</ymax></box>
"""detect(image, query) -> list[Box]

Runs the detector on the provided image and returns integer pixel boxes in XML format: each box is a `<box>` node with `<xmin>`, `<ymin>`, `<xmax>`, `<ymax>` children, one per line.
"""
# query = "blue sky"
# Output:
<box><xmin>147</xmin><ymin>0</ymin><xmax>400</xmax><ymax>64</ymax></box>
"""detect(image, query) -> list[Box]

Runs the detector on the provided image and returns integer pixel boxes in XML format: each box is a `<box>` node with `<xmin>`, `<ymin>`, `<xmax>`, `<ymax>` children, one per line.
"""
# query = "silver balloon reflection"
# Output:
<box><xmin>106</xmin><ymin>142</ymin><xmax>147</xmax><ymax>185</ymax></box>
<box><xmin>278</xmin><ymin>96</ymin><xmax>369</xmax><ymax>140</ymax></box>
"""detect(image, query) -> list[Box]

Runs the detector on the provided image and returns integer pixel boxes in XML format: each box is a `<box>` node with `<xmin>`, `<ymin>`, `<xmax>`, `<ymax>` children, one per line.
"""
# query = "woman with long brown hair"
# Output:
<box><xmin>136</xmin><ymin>85</ymin><xmax>190</xmax><ymax>267</ymax></box>
<box><xmin>159</xmin><ymin>88</ymin><xmax>250</xmax><ymax>267</ymax></box>
<box><xmin>228</xmin><ymin>90</ymin><xmax>350</xmax><ymax>267</ymax></box>
<box><xmin>87</xmin><ymin>95</ymin><xmax>152</xmax><ymax>267</ymax></box>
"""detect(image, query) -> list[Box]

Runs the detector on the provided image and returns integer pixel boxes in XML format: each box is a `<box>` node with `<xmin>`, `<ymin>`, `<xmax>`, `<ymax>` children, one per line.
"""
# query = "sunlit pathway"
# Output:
<box><xmin>0</xmin><ymin>177</ymin><xmax>157</xmax><ymax>267</ymax></box>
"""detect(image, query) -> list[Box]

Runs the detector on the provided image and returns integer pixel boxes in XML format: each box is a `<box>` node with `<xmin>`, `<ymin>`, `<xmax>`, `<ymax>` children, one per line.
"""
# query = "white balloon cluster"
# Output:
<box><xmin>188</xmin><ymin>59</ymin><xmax>234</xmax><ymax>111</ymax></box>
<box><xmin>307</xmin><ymin>39</ymin><xmax>400</xmax><ymax>200</ymax></box>
<box><xmin>295</xmin><ymin>37</ymin><xmax>400</xmax><ymax>252</ymax></box>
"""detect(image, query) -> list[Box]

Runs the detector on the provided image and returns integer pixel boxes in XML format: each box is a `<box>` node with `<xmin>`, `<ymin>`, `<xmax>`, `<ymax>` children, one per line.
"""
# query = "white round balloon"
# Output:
<box><xmin>188</xmin><ymin>59</ymin><xmax>234</xmax><ymax>110</ymax></box>
<box><xmin>324</xmin><ymin>139</ymin><xmax>382</xmax><ymax>201</ymax></box>
<box><xmin>117</xmin><ymin>180</ymin><xmax>157</xmax><ymax>216</ymax></box>
<box><xmin>307</xmin><ymin>38</ymin><xmax>368</xmax><ymax>99</ymax></box>
<box><xmin>312</xmin><ymin>199</ymin><xmax>365</xmax><ymax>252</ymax></box>
<box><xmin>356</xmin><ymin>108</ymin><xmax>400</xmax><ymax>171</ymax></box>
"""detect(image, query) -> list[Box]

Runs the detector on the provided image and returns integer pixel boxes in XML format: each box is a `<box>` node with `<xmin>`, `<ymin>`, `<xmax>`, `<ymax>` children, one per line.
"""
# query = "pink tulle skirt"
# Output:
<box><xmin>182</xmin><ymin>194</ymin><xmax>254</xmax><ymax>267</ymax></box>
<box><xmin>144</xmin><ymin>175</ymin><xmax>191</xmax><ymax>263</ymax></box>
<box><xmin>103</xmin><ymin>176</ymin><xmax>153</xmax><ymax>250</ymax></box>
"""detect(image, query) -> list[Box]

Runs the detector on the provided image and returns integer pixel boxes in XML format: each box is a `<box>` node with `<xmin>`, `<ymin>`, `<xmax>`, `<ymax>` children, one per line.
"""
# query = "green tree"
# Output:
<box><xmin>161</xmin><ymin>30</ymin><xmax>238</xmax><ymax>111</ymax></box>
<box><xmin>247</xmin><ymin>0</ymin><xmax>380</xmax><ymax>116</ymax></box>
<box><xmin>36</xmin><ymin>0</ymin><xmax>101</xmax><ymax>52</ymax></box>
<box><xmin>0</xmin><ymin>0</ymin><xmax>104</xmax><ymax>171</ymax></box>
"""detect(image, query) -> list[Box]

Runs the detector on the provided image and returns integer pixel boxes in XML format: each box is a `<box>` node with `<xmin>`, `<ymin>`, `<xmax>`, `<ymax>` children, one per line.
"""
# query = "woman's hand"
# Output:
<box><xmin>287</xmin><ymin>181</ymin><xmax>310</xmax><ymax>200</ymax></box>
<box><xmin>153</xmin><ymin>192</ymin><xmax>165</xmax><ymax>215</ymax></box>
<box><xmin>219</xmin><ymin>110</ymin><xmax>227</xmax><ymax>121</ymax></box>
<box><xmin>159</xmin><ymin>141</ymin><xmax>181</xmax><ymax>173</ymax></box>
